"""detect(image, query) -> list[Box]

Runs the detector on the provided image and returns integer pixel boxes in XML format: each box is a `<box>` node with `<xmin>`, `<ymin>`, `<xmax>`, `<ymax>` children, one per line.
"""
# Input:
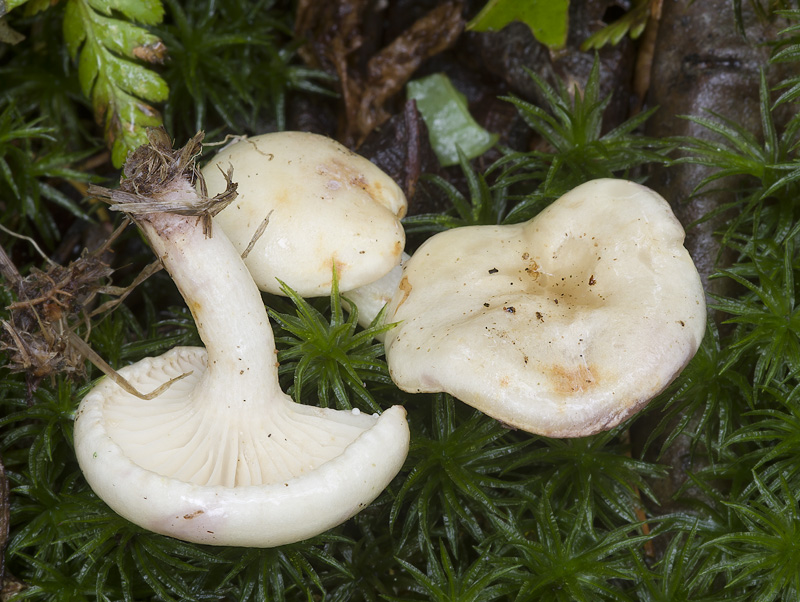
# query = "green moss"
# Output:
<box><xmin>2</xmin><ymin>3</ymin><xmax>800</xmax><ymax>601</ymax></box>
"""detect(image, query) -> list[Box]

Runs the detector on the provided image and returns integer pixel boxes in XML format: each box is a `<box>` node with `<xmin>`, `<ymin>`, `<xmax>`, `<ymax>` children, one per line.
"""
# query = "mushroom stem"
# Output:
<box><xmin>139</xmin><ymin>212</ymin><xmax>280</xmax><ymax>408</ymax></box>
<box><xmin>130</xmin><ymin>205</ymin><xmax>374</xmax><ymax>489</ymax></box>
<box><xmin>342</xmin><ymin>252</ymin><xmax>409</xmax><ymax>334</ymax></box>
<box><xmin>87</xmin><ymin>142</ymin><xmax>374</xmax><ymax>488</ymax></box>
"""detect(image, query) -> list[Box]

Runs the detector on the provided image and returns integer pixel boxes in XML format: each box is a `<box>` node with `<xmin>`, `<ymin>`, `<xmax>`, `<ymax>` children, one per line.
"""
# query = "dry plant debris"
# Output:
<box><xmin>0</xmin><ymin>221</ymin><xmax>163</xmax><ymax>402</ymax></box>
<box><xmin>0</xmin><ymin>228</ymin><xmax>118</xmax><ymax>400</ymax></box>
<box><xmin>296</xmin><ymin>0</ymin><xmax>465</xmax><ymax>145</ymax></box>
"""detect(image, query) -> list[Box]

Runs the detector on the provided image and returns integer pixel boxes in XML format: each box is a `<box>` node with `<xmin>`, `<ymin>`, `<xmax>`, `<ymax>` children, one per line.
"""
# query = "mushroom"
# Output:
<box><xmin>75</xmin><ymin>130</ymin><xmax>410</xmax><ymax>547</ymax></box>
<box><xmin>383</xmin><ymin>178</ymin><xmax>706</xmax><ymax>438</ymax></box>
<box><xmin>342</xmin><ymin>252</ymin><xmax>409</xmax><ymax>332</ymax></box>
<box><xmin>201</xmin><ymin>131</ymin><xmax>407</xmax><ymax>298</ymax></box>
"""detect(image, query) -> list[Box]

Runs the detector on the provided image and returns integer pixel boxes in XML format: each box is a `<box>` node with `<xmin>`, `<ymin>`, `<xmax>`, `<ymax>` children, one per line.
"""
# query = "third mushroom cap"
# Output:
<box><xmin>201</xmin><ymin>131</ymin><xmax>407</xmax><ymax>298</ymax></box>
<box><xmin>383</xmin><ymin>178</ymin><xmax>707</xmax><ymax>438</ymax></box>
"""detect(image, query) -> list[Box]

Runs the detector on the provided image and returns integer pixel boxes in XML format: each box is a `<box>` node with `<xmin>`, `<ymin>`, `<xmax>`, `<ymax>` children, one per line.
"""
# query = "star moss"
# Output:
<box><xmin>3</xmin><ymin>2</ymin><xmax>800</xmax><ymax>600</ymax></box>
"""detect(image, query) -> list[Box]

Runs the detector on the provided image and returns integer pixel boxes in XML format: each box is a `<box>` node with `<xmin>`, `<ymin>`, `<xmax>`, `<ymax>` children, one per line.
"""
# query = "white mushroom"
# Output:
<box><xmin>383</xmin><ymin>178</ymin><xmax>706</xmax><ymax>438</ymax></box>
<box><xmin>342</xmin><ymin>252</ymin><xmax>409</xmax><ymax>332</ymax></box>
<box><xmin>201</xmin><ymin>131</ymin><xmax>407</xmax><ymax>297</ymax></box>
<box><xmin>75</xmin><ymin>130</ymin><xmax>409</xmax><ymax>547</ymax></box>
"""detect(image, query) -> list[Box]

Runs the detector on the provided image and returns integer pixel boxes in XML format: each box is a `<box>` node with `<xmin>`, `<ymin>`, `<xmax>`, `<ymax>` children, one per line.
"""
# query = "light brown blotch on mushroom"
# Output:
<box><xmin>549</xmin><ymin>363</ymin><xmax>598</xmax><ymax>395</ymax></box>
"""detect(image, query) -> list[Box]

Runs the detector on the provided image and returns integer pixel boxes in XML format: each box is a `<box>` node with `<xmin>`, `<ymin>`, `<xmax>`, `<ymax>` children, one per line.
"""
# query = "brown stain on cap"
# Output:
<box><xmin>549</xmin><ymin>363</ymin><xmax>598</xmax><ymax>394</ymax></box>
<box><xmin>396</xmin><ymin>276</ymin><xmax>412</xmax><ymax>310</ymax></box>
<box><xmin>321</xmin><ymin>257</ymin><xmax>349</xmax><ymax>285</ymax></box>
<box><xmin>323</xmin><ymin>157</ymin><xmax>388</xmax><ymax>205</ymax></box>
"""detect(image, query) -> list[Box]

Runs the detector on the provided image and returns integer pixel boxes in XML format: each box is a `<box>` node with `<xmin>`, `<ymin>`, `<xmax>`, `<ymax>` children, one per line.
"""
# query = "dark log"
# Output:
<box><xmin>634</xmin><ymin>0</ymin><xmax>792</xmax><ymax>536</ymax></box>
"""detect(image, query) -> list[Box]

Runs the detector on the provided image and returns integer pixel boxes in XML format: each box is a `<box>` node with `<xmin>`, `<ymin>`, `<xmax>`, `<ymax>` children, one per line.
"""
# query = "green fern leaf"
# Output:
<box><xmin>86</xmin><ymin>0</ymin><xmax>164</xmax><ymax>24</ymax></box>
<box><xmin>63</xmin><ymin>0</ymin><xmax>168</xmax><ymax>167</ymax></box>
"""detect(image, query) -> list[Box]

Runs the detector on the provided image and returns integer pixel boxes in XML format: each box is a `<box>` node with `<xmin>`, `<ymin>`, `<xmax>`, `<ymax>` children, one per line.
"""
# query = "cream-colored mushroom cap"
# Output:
<box><xmin>75</xmin><ymin>347</ymin><xmax>409</xmax><ymax>547</ymax></box>
<box><xmin>383</xmin><ymin>178</ymin><xmax>706</xmax><ymax>438</ymax></box>
<box><xmin>202</xmin><ymin>131</ymin><xmax>407</xmax><ymax>297</ymax></box>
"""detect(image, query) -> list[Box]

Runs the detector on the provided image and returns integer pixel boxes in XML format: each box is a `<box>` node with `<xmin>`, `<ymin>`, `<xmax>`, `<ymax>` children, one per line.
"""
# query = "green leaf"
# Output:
<box><xmin>1</xmin><ymin>0</ymin><xmax>30</xmax><ymax>17</ymax></box>
<box><xmin>406</xmin><ymin>73</ymin><xmax>498</xmax><ymax>167</ymax></box>
<box><xmin>63</xmin><ymin>0</ymin><xmax>167</xmax><ymax>166</ymax></box>
<box><xmin>87</xmin><ymin>0</ymin><xmax>164</xmax><ymax>24</ymax></box>
<box><xmin>90</xmin><ymin>10</ymin><xmax>164</xmax><ymax>58</ymax></box>
<box><xmin>467</xmin><ymin>0</ymin><xmax>569</xmax><ymax>49</ymax></box>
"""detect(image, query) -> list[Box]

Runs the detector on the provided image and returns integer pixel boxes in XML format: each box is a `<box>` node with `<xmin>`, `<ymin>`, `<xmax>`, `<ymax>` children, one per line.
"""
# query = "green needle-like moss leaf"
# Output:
<box><xmin>388</xmin><ymin>539</ymin><xmax>516</xmax><ymax>602</ymax></box>
<box><xmin>391</xmin><ymin>395</ymin><xmax>530</xmax><ymax>552</ymax></box>
<box><xmin>268</xmin><ymin>272</ymin><xmax>395</xmax><ymax>414</ymax></box>
<box><xmin>580</xmin><ymin>0</ymin><xmax>650</xmax><ymax>51</ymax></box>
<box><xmin>497</xmin><ymin>55</ymin><xmax>669</xmax><ymax>223</ymax></box>
<box><xmin>703</xmin><ymin>475</ymin><xmax>800</xmax><ymax>602</ymax></box>
<box><xmin>0</xmin><ymin>104</ymin><xmax>95</xmax><ymax>247</ymax></box>
<box><xmin>488</xmin><ymin>499</ymin><xmax>651</xmax><ymax>602</ymax></box>
<box><xmin>402</xmin><ymin>148</ymin><xmax>508</xmax><ymax>233</ymax></box>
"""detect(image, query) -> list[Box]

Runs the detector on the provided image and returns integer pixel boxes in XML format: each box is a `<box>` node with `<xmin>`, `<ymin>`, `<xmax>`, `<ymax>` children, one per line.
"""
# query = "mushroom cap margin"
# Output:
<box><xmin>74</xmin><ymin>347</ymin><xmax>410</xmax><ymax>547</ymax></box>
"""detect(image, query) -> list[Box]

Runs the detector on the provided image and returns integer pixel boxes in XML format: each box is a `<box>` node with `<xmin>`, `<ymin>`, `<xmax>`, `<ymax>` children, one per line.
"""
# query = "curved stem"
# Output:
<box><xmin>139</xmin><ymin>210</ymin><xmax>281</xmax><ymax>408</ymax></box>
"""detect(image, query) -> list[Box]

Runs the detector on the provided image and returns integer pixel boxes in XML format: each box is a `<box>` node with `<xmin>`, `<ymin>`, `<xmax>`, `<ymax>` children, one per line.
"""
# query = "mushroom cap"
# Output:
<box><xmin>343</xmin><ymin>252</ymin><xmax>409</xmax><ymax>333</ymax></box>
<box><xmin>383</xmin><ymin>179</ymin><xmax>706</xmax><ymax>438</ymax></box>
<box><xmin>74</xmin><ymin>347</ymin><xmax>410</xmax><ymax>547</ymax></box>
<box><xmin>202</xmin><ymin>132</ymin><xmax>407</xmax><ymax>297</ymax></box>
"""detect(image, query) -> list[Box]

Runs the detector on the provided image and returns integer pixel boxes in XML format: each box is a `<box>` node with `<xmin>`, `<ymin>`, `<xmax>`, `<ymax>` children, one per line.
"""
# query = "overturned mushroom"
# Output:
<box><xmin>75</xmin><ymin>130</ymin><xmax>409</xmax><ymax>547</ymax></box>
<box><xmin>201</xmin><ymin>131</ymin><xmax>407</xmax><ymax>298</ymax></box>
<box><xmin>383</xmin><ymin>179</ymin><xmax>706</xmax><ymax>438</ymax></box>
